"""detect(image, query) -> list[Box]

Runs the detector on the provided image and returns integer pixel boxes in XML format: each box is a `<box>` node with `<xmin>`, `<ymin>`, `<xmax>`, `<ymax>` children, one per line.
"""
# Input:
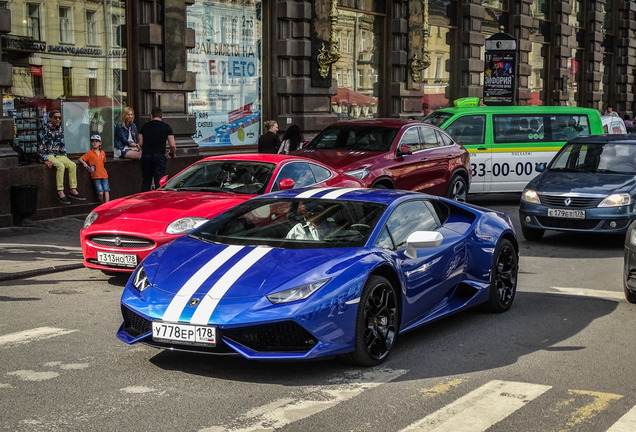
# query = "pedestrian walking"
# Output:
<box><xmin>138</xmin><ymin>107</ymin><xmax>177</xmax><ymax>192</ymax></box>
<box><xmin>277</xmin><ymin>124</ymin><xmax>304</xmax><ymax>154</ymax></box>
<box><xmin>258</xmin><ymin>120</ymin><xmax>280</xmax><ymax>154</ymax></box>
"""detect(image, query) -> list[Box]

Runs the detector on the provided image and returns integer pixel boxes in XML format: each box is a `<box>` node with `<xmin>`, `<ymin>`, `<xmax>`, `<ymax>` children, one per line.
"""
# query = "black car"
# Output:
<box><xmin>624</xmin><ymin>220</ymin><xmax>636</xmax><ymax>303</ymax></box>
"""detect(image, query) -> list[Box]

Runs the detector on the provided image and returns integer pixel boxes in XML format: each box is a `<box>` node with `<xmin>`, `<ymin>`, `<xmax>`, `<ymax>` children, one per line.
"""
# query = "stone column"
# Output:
<box><xmin>511</xmin><ymin>0</ymin><xmax>533</xmax><ymax>105</ymax></box>
<box><xmin>547</xmin><ymin>0</ymin><xmax>574</xmax><ymax>106</ymax></box>
<box><xmin>274</xmin><ymin>1</ymin><xmax>331</xmax><ymax>134</ymax></box>
<box><xmin>614</xmin><ymin>0</ymin><xmax>636</xmax><ymax>115</ymax></box>
<box><xmin>130</xmin><ymin>0</ymin><xmax>197</xmax><ymax>156</ymax></box>
<box><xmin>0</xmin><ymin>6</ymin><xmax>17</xmax><ymax>168</ymax></box>
<box><xmin>454</xmin><ymin>0</ymin><xmax>485</xmax><ymax>101</ymax></box>
<box><xmin>578</xmin><ymin>0</ymin><xmax>605</xmax><ymax>110</ymax></box>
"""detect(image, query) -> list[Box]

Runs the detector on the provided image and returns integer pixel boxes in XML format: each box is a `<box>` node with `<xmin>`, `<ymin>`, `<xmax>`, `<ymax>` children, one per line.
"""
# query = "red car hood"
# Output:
<box><xmin>95</xmin><ymin>190</ymin><xmax>252</xmax><ymax>224</ymax></box>
<box><xmin>295</xmin><ymin>149</ymin><xmax>380</xmax><ymax>171</ymax></box>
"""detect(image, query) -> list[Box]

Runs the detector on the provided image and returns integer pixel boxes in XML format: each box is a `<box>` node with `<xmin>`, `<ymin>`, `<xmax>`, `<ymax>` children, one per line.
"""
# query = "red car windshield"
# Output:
<box><xmin>161</xmin><ymin>161</ymin><xmax>276</xmax><ymax>195</ymax></box>
<box><xmin>306</xmin><ymin>126</ymin><xmax>398</xmax><ymax>152</ymax></box>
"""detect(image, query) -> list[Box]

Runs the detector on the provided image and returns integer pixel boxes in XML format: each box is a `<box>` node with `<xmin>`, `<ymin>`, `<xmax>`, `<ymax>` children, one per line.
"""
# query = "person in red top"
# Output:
<box><xmin>79</xmin><ymin>135</ymin><xmax>110</xmax><ymax>203</ymax></box>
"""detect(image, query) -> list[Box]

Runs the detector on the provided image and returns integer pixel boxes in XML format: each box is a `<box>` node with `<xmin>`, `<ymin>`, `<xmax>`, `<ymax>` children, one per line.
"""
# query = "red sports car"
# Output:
<box><xmin>80</xmin><ymin>154</ymin><xmax>364</xmax><ymax>274</ymax></box>
<box><xmin>293</xmin><ymin>119</ymin><xmax>471</xmax><ymax>200</ymax></box>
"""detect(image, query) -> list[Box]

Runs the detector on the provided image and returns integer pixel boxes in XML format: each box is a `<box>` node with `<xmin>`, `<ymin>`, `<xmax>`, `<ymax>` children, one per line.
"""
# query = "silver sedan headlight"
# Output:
<box><xmin>83</xmin><ymin>212</ymin><xmax>98</xmax><ymax>229</ymax></box>
<box><xmin>521</xmin><ymin>189</ymin><xmax>540</xmax><ymax>204</ymax></box>
<box><xmin>344</xmin><ymin>168</ymin><xmax>370</xmax><ymax>180</ymax></box>
<box><xmin>266</xmin><ymin>279</ymin><xmax>330</xmax><ymax>304</ymax></box>
<box><xmin>166</xmin><ymin>217</ymin><xmax>208</xmax><ymax>234</ymax></box>
<box><xmin>599</xmin><ymin>194</ymin><xmax>630</xmax><ymax>207</ymax></box>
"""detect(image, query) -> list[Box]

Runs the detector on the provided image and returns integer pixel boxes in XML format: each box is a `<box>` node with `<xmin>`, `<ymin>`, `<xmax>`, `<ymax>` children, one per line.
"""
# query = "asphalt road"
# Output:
<box><xmin>1</xmin><ymin>196</ymin><xmax>634</xmax><ymax>432</ymax></box>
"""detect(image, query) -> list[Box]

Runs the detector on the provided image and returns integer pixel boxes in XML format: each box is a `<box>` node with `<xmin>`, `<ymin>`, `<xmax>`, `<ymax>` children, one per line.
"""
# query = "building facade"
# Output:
<box><xmin>0</xmin><ymin>0</ymin><xmax>635</xmax><ymax>223</ymax></box>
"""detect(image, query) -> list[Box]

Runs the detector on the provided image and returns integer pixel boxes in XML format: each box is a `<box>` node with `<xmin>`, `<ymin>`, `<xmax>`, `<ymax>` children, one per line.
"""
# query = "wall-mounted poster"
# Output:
<box><xmin>187</xmin><ymin>1</ymin><xmax>262</xmax><ymax>147</ymax></box>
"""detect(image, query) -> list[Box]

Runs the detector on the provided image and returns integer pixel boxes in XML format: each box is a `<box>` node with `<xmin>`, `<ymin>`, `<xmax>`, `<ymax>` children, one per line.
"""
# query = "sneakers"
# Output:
<box><xmin>69</xmin><ymin>191</ymin><xmax>86</xmax><ymax>200</ymax></box>
<box><xmin>57</xmin><ymin>194</ymin><xmax>71</xmax><ymax>205</ymax></box>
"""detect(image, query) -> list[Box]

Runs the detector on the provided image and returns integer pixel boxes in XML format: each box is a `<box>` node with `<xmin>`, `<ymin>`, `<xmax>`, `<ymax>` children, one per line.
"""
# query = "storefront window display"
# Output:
<box><xmin>3</xmin><ymin>0</ymin><xmax>127</xmax><ymax>156</ymax></box>
<box><xmin>330</xmin><ymin>2</ymin><xmax>384</xmax><ymax>120</ymax></box>
<box><xmin>187</xmin><ymin>1</ymin><xmax>262</xmax><ymax>148</ymax></box>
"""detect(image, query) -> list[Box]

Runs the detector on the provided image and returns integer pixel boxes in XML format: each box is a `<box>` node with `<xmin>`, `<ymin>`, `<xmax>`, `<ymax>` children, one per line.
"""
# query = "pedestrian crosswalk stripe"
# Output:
<box><xmin>399</xmin><ymin>380</ymin><xmax>551</xmax><ymax>432</ymax></box>
<box><xmin>0</xmin><ymin>327</ymin><xmax>77</xmax><ymax>348</ymax></box>
<box><xmin>199</xmin><ymin>368</ymin><xmax>407</xmax><ymax>432</ymax></box>
<box><xmin>606</xmin><ymin>405</ymin><xmax>636</xmax><ymax>432</ymax></box>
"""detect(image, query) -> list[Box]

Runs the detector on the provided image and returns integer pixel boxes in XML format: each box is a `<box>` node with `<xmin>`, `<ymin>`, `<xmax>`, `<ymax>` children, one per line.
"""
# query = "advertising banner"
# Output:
<box><xmin>483</xmin><ymin>33</ymin><xmax>517</xmax><ymax>106</ymax></box>
<box><xmin>187</xmin><ymin>1</ymin><xmax>262</xmax><ymax>147</ymax></box>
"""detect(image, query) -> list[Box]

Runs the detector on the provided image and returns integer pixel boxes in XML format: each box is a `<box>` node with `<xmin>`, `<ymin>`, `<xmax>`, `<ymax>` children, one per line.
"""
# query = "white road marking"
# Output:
<box><xmin>606</xmin><ymin>405</ymin><xmax>636</xmax><ymax>432</ymax></box>
<box><xmin>190</xmin><ymin>247</ymin><xmax>272</xmax><ymax>325</ymax></box>
<box><xmin>199</xmin><ymin>368</ymin><xmax>407</xmax><ymax>432</ymax></box>
<box><xmin>0</xmin><ymin>327</ymin><xmax>77</xmax><ymax>348</ymax></box>
<box><xmin>550</xmin><ymin>287</ymin><xmax>625</xmax><ymax>301</ymax></box>
<box><xmin>399</xmin><ymin>380</ymin><xmax>551</xmax><ymax>432</ymax></box>
<box><xmin>162</xmin><ymin>245</ymin><xmax>244</xmax><ymax>322</ymax></box>
<box><xmin>6</xmin><ymin>370</ymin><xmax>60</xmax><ymax>381</ymax></box>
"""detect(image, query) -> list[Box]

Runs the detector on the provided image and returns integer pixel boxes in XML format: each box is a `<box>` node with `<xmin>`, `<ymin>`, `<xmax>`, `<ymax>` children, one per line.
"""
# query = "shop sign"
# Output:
<box><xmin>47</xmin><ymin>45</ymin><xmax>102</xmax><ymax>56</ymax></box>
<box><xmin>30</xmin><ymin>66</ymin><xmax>42</xmax><ymax>76</ymax></box>
<box><xmin>483</xmin><ymin>33</ymin><xmax>517</xmax><ymax>106</ymax></box>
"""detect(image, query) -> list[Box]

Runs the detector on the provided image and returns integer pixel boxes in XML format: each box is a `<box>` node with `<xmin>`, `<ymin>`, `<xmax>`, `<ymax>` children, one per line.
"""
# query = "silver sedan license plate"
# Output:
<box><xmin>96</xmin><ymin>251</ymin><xmax>137</xmax><ymax>267</ymax></box>
<box><xmin>547</xmin><ymin>208</ymin><xmax>585</xmax><ymax>219</ymax></box>
<box><xmin>152</xmin><ymin>322</ymin><xmax>217</xmax><ymax>346</ymax></box>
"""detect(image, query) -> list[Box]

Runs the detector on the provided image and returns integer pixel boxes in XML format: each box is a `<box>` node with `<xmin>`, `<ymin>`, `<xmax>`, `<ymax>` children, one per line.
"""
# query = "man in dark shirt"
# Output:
<box><xmin>138</xmin><ymin>107</ymin><xmax>177</xmax><ymax>192</ymax></box>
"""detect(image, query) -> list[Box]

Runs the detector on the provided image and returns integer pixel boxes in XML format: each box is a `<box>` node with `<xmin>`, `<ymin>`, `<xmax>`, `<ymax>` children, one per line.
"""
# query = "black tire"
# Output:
<box><xmin>625</xmin><ymin>285</ymin><xmax>636</xmax><ymax>304</ymax></box>
<box><xmin>371</xmin><ymin>183</ymin><xmax>389</xmax><ymax>189</ymax></box>
<box><xmin>521</xmin><ymin>225</ymin><xmax>544</xmax><ymax>241</ymax></box>
<box><xmin>446</xmin><ymin>175</ymin><xmax>468</xmax><ymax>202</ymax></box>
<box><xmin>342</xmin><ymin>275</ymin><xmax>399</xmax><ymax>366</ymax></box>
<box><xmin>483</xmin><ymin>239</ymin><xmax>518</xmax><ymax>313</ymax></box>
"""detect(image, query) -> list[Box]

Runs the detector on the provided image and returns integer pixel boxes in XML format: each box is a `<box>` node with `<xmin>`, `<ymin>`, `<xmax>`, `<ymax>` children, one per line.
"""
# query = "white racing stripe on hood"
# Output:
<box><xmin>162</xmin><ymin>245</ymin><xmax>244</xmax><ymax>322</ymax></box>
<box><xmin>296</xmin><ymin>188</ymin><xmax>331</xmax><ymax>198</ymax></box>
<box><xmin>321</xmin><ymin>188</ymin><xmax>360</xmax><ymax>199</ymax></box>
<box><xmin>189</xmin><ymin>246</ymin><xmax>273</xmax><ymax>325</ymax></box>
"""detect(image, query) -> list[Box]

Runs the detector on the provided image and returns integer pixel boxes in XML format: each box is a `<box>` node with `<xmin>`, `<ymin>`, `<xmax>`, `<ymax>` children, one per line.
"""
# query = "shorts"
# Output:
<box><xmin>93</xmin><ymin>178</ymin><xmax>110</xmax><ymax>194</ymax></box>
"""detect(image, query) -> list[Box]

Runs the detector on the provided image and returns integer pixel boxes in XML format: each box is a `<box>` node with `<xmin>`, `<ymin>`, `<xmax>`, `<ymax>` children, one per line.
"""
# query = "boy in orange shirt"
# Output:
<box><xmin>79</xmin><ymin>135</ymin><xmax>110</xmax><ymax>203</ymax></box>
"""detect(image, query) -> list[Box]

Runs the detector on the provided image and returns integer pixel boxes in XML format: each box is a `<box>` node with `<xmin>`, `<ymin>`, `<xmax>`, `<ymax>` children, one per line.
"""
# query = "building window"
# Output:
<box><xmin>111</xmin><ymin>14</ymin><xmax>122</xmax><ymax>47</ymax></box>
<box><xmin>62</xmin><ymin>67</ymin><xmax>72</xmax><ymax>96</ymax></box>
<box><xmin>86</xmin><ymin>10</ymin><xmax>98</xmax><ymax>46</ymax></box>
<box><xmin>26</xmin><ymin>3</ymin><xmax>41</xmax><ymax>41</ymax></box>
<box><xmin>59</xmin><ymin>6</ymin><xmax>73</xmax><ymax>44</ymax></box>
<box><xmin>31</xmin><ymin>73</ymin><xmax>44</xmax><ymax>97</ymax></box>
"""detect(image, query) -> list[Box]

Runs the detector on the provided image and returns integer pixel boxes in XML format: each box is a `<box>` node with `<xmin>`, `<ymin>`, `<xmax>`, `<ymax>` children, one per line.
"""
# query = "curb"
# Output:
<box><xmin>0</xmin><ymin>263</ymin><xmax>85</xmax><ymax>282</ymax></box>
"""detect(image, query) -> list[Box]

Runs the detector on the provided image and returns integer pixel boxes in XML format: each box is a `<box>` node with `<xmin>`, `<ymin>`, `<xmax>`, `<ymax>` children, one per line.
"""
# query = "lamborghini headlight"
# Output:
<box><xmin>598</xmin><ymin>194</ymin><xmax>630</xmax><ymax>207</ymax></box>
<box><xmin>83</xmin><ymin>212</ymin><xmax>98</xmax><ymax>229</ymax></box>
<box><xmin>266</xmin><ymin>279</ymin><xmax>330</xmax><ymax>304</ymax></box>
<box><xmin>132</xmin><ymin>264</ymin><xmax>151</xmax><ymax>292</ymax></box>
<box><xmin>166</xmin><ymin>217</ymin><xmax>208</xmax><ymax>234</ymax></box>
<box><xmin>521</xmin><ymin>189</ymin><xmax>540</xmax><ymax>204</ymax></box>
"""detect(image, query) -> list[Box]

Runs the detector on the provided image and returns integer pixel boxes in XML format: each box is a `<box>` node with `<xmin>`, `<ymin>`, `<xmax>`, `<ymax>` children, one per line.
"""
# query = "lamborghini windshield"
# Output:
<box><xmin>190</xmin><ymin>198</ymin><xmax>386</xmax><ymax>249</ymax></box>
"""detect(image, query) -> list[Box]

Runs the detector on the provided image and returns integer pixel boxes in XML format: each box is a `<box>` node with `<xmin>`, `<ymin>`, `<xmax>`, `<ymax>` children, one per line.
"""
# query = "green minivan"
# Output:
<box><xmin>423</xmin><ymin>106</ymin><xmax>604</xmax><ymax>193</ymax></box>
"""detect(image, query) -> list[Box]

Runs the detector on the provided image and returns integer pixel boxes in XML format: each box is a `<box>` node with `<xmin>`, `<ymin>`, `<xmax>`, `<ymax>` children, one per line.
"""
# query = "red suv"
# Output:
<box><xmin>293</xmin><ymin>119</ymin><xmax>471</xmax><ymax>200</ymax></box>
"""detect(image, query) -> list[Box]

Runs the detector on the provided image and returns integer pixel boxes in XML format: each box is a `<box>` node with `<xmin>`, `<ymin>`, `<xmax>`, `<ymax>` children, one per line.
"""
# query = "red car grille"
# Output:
<box><xmin>89</xmin><ymin>234</ymin><xmax>155</xmax><ymax>249</ymax></box>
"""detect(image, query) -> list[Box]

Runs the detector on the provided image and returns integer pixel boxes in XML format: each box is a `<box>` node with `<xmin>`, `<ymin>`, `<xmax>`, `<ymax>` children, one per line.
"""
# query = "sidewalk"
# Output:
<box><xmin>0</xmin><ymin>215</ymin><xmax>86</xmax><ymax>281</ymax></box>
